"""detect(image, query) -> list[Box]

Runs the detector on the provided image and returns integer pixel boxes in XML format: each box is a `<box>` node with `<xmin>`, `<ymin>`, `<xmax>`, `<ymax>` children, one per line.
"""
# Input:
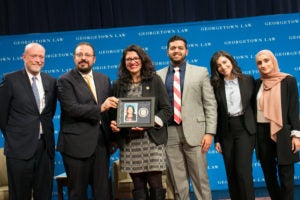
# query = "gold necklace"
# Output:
<box><xmin>132</xmin><ymin>81</ymin><xmax>140</xmax><ymax>88</ymax></box>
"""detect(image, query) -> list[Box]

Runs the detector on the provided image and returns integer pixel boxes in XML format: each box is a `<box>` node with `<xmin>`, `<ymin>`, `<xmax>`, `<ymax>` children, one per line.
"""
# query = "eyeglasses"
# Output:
<box><xmin>29</xmin><ymin>55</ymin><xmax>44</xmax><ymax>59</ymax></box>
<box><xmin>75</xmin><ymin>53</ymin><xmax>94</xmax><ymax>58</ymax></box>
<box><xmin>125</xmin><ymin>57</ymin><xmax>140</xmax><ymax>62</ymax></box>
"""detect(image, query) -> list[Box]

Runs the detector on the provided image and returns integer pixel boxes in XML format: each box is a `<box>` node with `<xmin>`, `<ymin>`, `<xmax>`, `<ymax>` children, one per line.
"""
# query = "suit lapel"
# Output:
<box><xmin>41</xmin><ymin>73</ymin><xmax>49</xmax><ymax>111</ymax></box>
<box><xmin>91</xmin><ymin>71</ymin><xmax>100</xmax><ymax>104</ymax></box>
<box><xmin>238</xmin><ymin>78</ymin><xmax>247</xmax><ymax>110</ymax></box>
<box><xmin>159</xmin><ymin>67</ymin><xmax>168</xmax><ymax>83</ymax></box>
<box><xmin>72</xmin><ymin>69</ymin><xmax>97</xmax><ymax>104</ymax></box>
<box><xmin>218</xmin><ymin>81</ymin><xmax>228</xmax><ymax>113</ymax></box>
<box><xmin>182</xmin><ymin>64</ymin><xmax>191</xmax><ymax>101</ymax></box>
<box><xmin>21</xmin><ymin>70</ymin><xmax>40</xmax><ymax>112</ymax></box>
<box><xmin>142</xmin><ymin>80</ymin><xmax>152</xmax><ymax>97</ymax></box>
<box><xmin>255</xmin><ymin>79</ymin><xmax>262</xmax><ymax>94</ymax></box>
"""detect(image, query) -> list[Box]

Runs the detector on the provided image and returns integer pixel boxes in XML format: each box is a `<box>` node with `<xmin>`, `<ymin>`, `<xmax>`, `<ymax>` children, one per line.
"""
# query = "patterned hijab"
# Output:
<box><xmin>255</xmin><ymin>50</ymin><xmax>289</xmax><ymax>141</ymax></box>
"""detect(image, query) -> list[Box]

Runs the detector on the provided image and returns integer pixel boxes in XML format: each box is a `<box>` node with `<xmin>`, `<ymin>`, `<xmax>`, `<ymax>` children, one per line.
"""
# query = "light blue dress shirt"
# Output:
<box><xmin>224</xmin><ymin>78</ymin><xmax>243</xmax><ymax>116</ymax></box>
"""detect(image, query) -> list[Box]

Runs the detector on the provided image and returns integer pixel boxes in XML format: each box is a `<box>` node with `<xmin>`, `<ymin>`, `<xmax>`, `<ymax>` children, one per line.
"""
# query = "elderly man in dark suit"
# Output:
<box><xmin>0</xmin><ymin>43</ymin><xmax>57</xmax><ymax>200</ymax></box>
<box><xmin>57</xmin><ymin>42</ymin><xmax>118</xmax><ymax>200</ymax></box>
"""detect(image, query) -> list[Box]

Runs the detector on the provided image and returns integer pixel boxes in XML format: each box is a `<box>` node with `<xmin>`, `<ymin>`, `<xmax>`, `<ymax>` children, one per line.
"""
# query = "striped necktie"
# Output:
<box><xmin>173</xmin><ymin>67</ymin><xmax>182</xmax><ymax>124</ymax></box>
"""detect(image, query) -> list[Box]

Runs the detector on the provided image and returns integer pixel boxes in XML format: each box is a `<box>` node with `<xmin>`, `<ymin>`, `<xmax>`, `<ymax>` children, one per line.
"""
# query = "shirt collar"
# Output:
<box><xmin>26</xmin><ymin>69</ymin><xmax>41</xmax><ymax>81</ymax></box>
<box><xmin>224</xmin><ymin>77</ymin><xmax>238</xmax><ymax>85</ymax></box>
<box><xmin>170</xmin><ymin>61</ymin><xmax>186</xmax><ymax>72</ymax></box>
<box><xmin>80</xmin><ymin>70</ymin><xmax>93</xmax><ymax>79</ymax></box>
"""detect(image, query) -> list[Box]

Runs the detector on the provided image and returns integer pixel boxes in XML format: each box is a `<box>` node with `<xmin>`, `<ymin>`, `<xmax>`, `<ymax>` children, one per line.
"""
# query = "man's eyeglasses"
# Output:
<box><xmin>29</xmin><ymin>55</ymin><xmax>44</xmax><ymax>59</ymax></box>
<box><xmin>75</xmin><ymin>53</ymin><xmax>94</xmax><ymax>58</ymax></box>
<box><xmin>125</xmin><ymin>57</ymin><xmax>140</xmax><ymax>62</ymax></box>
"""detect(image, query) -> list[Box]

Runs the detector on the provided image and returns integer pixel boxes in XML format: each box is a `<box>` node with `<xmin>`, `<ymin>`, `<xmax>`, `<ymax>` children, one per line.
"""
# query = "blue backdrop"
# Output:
<box><xmin>1</xmin><ymin>13</ymin><xmax>300</xmax><ymax>199</ymax></box>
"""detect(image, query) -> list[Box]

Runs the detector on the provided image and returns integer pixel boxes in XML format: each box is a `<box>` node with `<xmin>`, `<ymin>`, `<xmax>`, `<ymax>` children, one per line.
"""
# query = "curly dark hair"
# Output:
<box><xmin>118</xmin><ymin>44</ymin><xmax>155</xmax><ymax>83</ymax></box>
<box><xmin>210</xmin><ymin>50</ymin><xmax>245</xmax><ymax>89</ymax></box>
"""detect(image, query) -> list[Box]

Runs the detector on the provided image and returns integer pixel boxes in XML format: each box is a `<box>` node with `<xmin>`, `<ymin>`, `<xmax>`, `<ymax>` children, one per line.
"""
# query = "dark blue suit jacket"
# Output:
<box><xmin>0</xmin><ymin>69</ymin><xmax>57</xmax><ymax>159</ymax></box>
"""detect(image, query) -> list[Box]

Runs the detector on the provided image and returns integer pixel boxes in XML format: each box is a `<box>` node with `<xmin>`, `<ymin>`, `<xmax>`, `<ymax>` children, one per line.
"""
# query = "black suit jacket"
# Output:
<box><xmin>111</xmin><ymin>74</ymin><xmax>171</xmax><ymax>148</ymax></box>
<box><xmin>255</xmin><ymin>76</ymin><xmax>300</xmax><ymax>165</ymax></box>
<box><xmin>0</xmin><ymin>69</ymin><xmax>57</xmax><ymax>159</ymax></box>
<box><xmin>214</xmin><ymin>75</ymin><xmax>256</xmax><ymax>144</ymax></box>
<box><xmin>57</xmin><ymin>68</ymin><xmax>112</xmax><ymax>158</ymax></box>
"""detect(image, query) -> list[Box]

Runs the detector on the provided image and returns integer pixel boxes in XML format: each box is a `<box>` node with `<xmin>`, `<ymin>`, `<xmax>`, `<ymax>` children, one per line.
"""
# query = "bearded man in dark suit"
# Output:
<box><xmin>57</xmin><ymin>42</ymin><xmax>118</xmax><ymax>200</ymax></box>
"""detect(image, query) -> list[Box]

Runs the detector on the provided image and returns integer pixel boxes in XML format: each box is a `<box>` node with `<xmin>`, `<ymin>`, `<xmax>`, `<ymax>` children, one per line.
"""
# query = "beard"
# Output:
<box><xmin>170</xmin><ymin>58</ymin><xmax>185</xmax><ymax>66</ymax></box>
<box><xmin>171</xmin><ymin>60</ymin><xmax>183</xmax><ymax>66</ymax></box>
<box><xmin>76</xmin><ymin>61</ymin><xmax>92</xmax><ymax>74</ymax></box>
<box><xmin>169</xmin><ymin>53</ymin><xmax>186</xmax><ymax>66</ymax></box>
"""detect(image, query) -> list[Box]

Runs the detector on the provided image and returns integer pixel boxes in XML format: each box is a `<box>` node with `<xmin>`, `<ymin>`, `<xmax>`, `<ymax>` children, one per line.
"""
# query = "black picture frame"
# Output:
<box><xmin>116</xmin><ymin>97</ymin><xmax>155</xmax><ymax>128</ymax></box>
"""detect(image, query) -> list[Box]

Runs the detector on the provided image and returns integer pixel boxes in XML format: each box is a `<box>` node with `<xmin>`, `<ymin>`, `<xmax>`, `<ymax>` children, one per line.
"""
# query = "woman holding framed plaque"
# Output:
<box><xmin>110</xmin><ymin>44</ymin><xmax>171</xmax><ymax>200</ymax></box>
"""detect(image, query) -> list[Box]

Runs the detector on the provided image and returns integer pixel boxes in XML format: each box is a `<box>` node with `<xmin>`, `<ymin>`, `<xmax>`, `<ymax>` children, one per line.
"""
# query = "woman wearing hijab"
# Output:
<box><xmin>255</xmin><ymin>49</ymin><xmax>300</xmax><ymax>200</ymax></box>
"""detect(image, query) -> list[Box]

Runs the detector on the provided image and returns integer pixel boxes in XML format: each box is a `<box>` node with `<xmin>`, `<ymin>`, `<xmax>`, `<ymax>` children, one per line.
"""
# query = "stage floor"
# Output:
<box><xmin>211</xmin><ymin>186</ymin><xmax>300</xmax><ymax>200</ymax></box>
<box><xmin>113</xmin><ymin>186</ymin><xmax>300</xmax><ymax>199</ymax></box>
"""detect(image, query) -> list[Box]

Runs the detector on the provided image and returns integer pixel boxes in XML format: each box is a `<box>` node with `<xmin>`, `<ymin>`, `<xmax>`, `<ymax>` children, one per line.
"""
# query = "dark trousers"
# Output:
<box><xmin>6</xmin><ymin>136</ymin><xmax>54</xmax><ymax>200</ymax></box>
<box><xmin>257</xmin><ymin>123</ymin><xmax>294</xmax><ymax>200</ymax></box>
<box><xmin>221</xmin><ymin>115</ymin><xmax>255</xmax><ymax>200</ymax></box>
<box><xmin>62</xmin><ymin>132</ymin><xmax>110</xmax><ymax>200</ymax></box>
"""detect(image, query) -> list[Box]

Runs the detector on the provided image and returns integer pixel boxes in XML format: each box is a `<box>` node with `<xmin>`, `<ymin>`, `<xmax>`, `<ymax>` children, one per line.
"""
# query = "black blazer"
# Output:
<box><xmin>111</xmin><ymin>74</ymin><xmax>171</xmax><ymax>148</ymax></box>
<box><xmin>255</xmin><ymin>76</ymin><xmax>300</xmax><ymax>165</ymax></box>
<box><xmin>57</xmin><ymin>68</ymin><xmax>112</xmax><ymax>158</ymax></box>
<box><xmin>214</xmin><ymin>75</ymin><xmax>256</xmax><ymax>144</ymax></box>
<box><xmin>0</xmin><ymin>69</ymin><xmax>57</xmax><ymax>159</ymax></box>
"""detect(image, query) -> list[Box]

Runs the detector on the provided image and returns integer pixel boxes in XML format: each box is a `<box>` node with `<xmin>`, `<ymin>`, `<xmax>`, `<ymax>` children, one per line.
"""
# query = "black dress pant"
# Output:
<box><xmin>257</xmin><ymin>123</ymin><xmax>294</xmax><ymax>200</ymax></box>
<box><xmin>7</xmin><ymin>135</ymin><xmax>54</xmax><ymax>200</ymax></box>
<box><xmin>221</xmin><ymin>115</ymin><xmax>255</xmax><ymax>200</ymax></box>
<box><xmin>62</xmin><ymin>131</ymin><xmax>110</xmax><ymax>200</ymax></box>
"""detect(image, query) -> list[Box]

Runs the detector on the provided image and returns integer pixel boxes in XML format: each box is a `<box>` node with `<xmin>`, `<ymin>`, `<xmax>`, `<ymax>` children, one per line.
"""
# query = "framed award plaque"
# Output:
<box><xmin>116</xmin><ymin>97</ymin><xmax>155</xmax><ymax>128</ymax></box>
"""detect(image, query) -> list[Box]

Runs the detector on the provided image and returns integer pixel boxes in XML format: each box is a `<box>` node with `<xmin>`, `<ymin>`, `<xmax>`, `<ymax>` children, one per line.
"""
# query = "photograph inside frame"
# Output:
<box><xmin>116</xmin><ymin>97</ymin><xmax>155</xmax><ymax>128</ymax></box>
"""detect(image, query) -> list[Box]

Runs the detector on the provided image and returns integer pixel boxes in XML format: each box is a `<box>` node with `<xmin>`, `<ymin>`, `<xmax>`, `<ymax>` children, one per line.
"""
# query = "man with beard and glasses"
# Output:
<box><xmin>57</xmin><ymin>42</ymin><xmax>118</xmax><ymax>199</ymax></box>
<box><xmin>157</xmin><ymin>35</ymin><xmax>217</xmax><ymax>200</ymax></box>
